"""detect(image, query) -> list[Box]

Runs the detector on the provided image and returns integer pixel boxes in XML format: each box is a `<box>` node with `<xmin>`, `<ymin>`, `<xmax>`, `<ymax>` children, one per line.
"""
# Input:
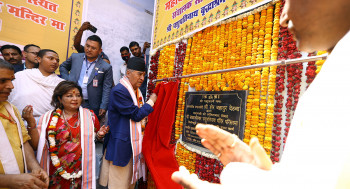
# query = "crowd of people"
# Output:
<box><xmin>1</xmin><ymin>0</ymin><xmax>350</xmax><ymax>188</ymax></box>
<box><xmin>0</xmin><ymin>21</ymin><xmax>156</xmax><ymax>189</ymax></box>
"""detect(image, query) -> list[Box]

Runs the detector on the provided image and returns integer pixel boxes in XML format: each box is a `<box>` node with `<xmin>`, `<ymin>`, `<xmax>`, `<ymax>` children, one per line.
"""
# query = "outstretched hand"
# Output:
<box><xmin>172</xmin><ymin>124</ymin><xmax>272</xmax><ymax>188</ymax></box>
<box><xmin>171</xmin><ymin>166</ymin><xmax>222</xmax><ymax>189</ymax></box>
<box><xmin>142</xmin><ymin>42</ymin><xmax>151</xmax><ymax>55</ymax></box>
<box><xmin>196</xmin><ymin>124</ymin><xmax>272</xmax><ymax>170</ymax></box>
<box><xmin>149</xmin><ymin>93</ymin><xmax>157</xmax><ymax>103</ymax></box>
<box><xmin>98</xmin><ymin>125</ymin><xmax>109</xmax><ymax>138</ymax></box>
<box><xmin>143</xmin><ymin>42</ymin><xmax>150</xmax><ymax>50</ymax></box>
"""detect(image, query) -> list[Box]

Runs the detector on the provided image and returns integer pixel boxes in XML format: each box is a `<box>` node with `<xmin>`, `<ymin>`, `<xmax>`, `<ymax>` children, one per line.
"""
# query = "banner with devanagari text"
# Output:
<box><xmin>152</xmin><ymin>0</ymin><xmax>267</xmax><ymax>50</ymax></box>
<box><xmin>0</xmin><ymin>0</ymin><xmax>84</xmax><ymax>64</ymax></box>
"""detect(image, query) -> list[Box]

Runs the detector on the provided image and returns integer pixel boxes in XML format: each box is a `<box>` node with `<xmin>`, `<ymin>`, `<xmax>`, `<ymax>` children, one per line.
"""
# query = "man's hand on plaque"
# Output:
<box><xmin>195</xmin><ymin>124</ymin><xmax>272</xmax><ymax>170</ymax></box>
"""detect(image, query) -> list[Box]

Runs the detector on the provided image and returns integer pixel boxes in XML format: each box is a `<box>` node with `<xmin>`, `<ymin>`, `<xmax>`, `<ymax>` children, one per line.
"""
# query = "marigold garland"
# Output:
<box><xmin>173</xmin><ymin>39</ymin><xmax>192</xmax><ymax>141</ymax></box>
<box><xmin>263</xmin><ymin>3</ymin><xmax>280</xmax><ymax>155</ymax></box>
<box><xmin>174</xmin><ymin>81</ymin><xmax>188</xmax><ymax>140</ymax></box>
<box><xmin>283</xmin><ymin>29</ymin><xmax>302</xmax><ymax>146</ymax></box>
<box><xmin>271</xmin><ymin>0</ymin><xmax>287</xmax><ymax>162</ymax></box>
<box><xmin>243</xmin><ymin>12</ymin><xmax>261</xmax><ymax>144</ymax></box>
<box><xmin>147</xmin><ymin>51</ymin><xmax>160</xmax><ymax>99</ymax></box>
<box><xmin>196</xmin><ymin>155</ymin><xmax>222</xmax><ymax>183</ymax></box>
<box><xmin>157</xmin><ymin>44</ymin><xmax>176</xmax><ymax>80</ymax></box>
<box><xmin>174</xmin><ymin>42</ymin><xmax>187</xmax><ymax>77</ymax></box>
<box><xmin>271</xmin><ymin>0</ymin><xmax>302</xmax><ymax>162</ymax></box>
<box><xmin>271</xmin><ymin>65</ymin><xmax>285</xmax><ymax>163</ymax></box>
<box><xmin>47</xmin><ymin>109</ymin><xmax>83</xmax><ymax>181</ymax></box>
<box><xmin>305</xmin><ymin>52</ymin><xmax>317</xmax><ymax>86</ymax></box>
<box><xmin>315</xmin><ymin>50</ymin><xmax>327</xmax><ymax>74</ymax></box>
<box><xmin>176</xmin><ymin>143</ymin><xmax>196</xmax><ymax>173</ymax></box>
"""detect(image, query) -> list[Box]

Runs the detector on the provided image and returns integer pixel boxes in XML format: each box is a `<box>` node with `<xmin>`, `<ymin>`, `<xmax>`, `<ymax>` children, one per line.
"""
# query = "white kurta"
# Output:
<box><xmin>220</xmin><ymin>31</ymin><xmax>350</xmax><ymax>189</ymax></box>
<box><xmin>9</xmin><ymin>69</ymin><xmax>64</xmax><ymax>123</ymax></box>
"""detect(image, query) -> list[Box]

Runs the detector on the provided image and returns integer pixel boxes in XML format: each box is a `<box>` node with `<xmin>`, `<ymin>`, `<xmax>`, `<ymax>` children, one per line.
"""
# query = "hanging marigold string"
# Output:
<box><xmin>195</xmin><ymin>155</ymin><xmax>222</xmax><ymax>184</ymax></box>
<box><xmin>315</xmin><ymin>50</ymin><xmax>327</xmax><ymax>74</ymax></box>
<box><xmin>147</xmin><ymin>51</ymin><xmax>160</xmax><ymax>99</ymax></box>
<box><xmin>263</xmin><ymin>2</ymin><xmax>281</xmax><ymax>155</ymax></box>
<box><xmin>243</xmin><ymin>12</ymin><xmax>261</xmax><ymax>144</ymax></box>
<box><xmin>174</xmin><ymin>41</ymin><xmax>187</xmax><ymax>77</ymax></box>
<box><xmin>305</xmin><ymin>52</ymin><xmax>317</xmax><ymax>86</ymax></box>
<box><xmin>157</xmin><ymin>44</ymin><xmax>176</xmax><ymax>80</ymax></box>
<box><xmin>271</xmin><ymin>0</ymin><xmax>287</xmax><ymax>162</ymax></box>
<box><xmin>176</xmin><ymin>143</ymin><xmax>196</xmax><ymax>173</ymax></box>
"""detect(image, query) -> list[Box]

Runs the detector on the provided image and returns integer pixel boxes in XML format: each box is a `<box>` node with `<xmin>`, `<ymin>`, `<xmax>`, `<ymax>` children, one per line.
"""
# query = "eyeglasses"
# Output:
<box><xmin>27</xmin><ymin>51</ymin><xmax>39</xmax><ymax>56</ymax></box>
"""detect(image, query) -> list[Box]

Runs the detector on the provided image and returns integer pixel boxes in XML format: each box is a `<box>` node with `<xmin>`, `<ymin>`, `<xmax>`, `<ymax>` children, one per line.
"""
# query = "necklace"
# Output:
<box><xmin>62</xmin><ymin>110</ymin><xmax>80</xmax><ymax>143</ymax></box>
<box><xmin>62</xmin><ymin>110</ymin><xmax>80</xmax><ymax>128</ymax></box>
<box><xmin>48</xmin><ymin>109</ymin><xmax>82</xmax><ymax>183</ymax></box>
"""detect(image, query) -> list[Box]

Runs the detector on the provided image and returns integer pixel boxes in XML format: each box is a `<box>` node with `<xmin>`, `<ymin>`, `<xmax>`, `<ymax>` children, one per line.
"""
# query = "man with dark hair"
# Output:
<box><xmin>0</xmin><ymin>45</ymin><xmax>24</xmax><ymax>73</ymax></box>
<box><xmin>128</xmin><ymin>41</ymin><xmax>150</xmax><ymax>99</ymax></box>
<box><xmin>23</xmin><ymin>44</ymin><xmax>40</xmax><ymax>69</ymax></box>
<box><xmin>129</xmin><ymin>41</ymin><xmax>150</xmax><ymax>58</ymax></box>
<box><xmin>0</xmin><ymin>58</ymin><xmax>49</xmax><ymax>189</ymax></box>
<box><xmin>9</xmin><ymin>49</ymin><xmax>63</xmax><ymax>124</ymax></box>
<box><xmin>100</xmin><ymin>57</ymin><xmax>157</xmax><ymax>189</ymax></box>
<box><xmin>60</xmin><ymin>35</ymin><xmax>113</xmax><ymax>119</ymax></box>
<box><xmin>120</xmin><ymin>46</ymin><xmax>131</xmax><ymax>79</ymax></box>
<box><xmin>129</xmin><ymin>41</ymin><xmax>142</xmax><ymax>58</ymax></box>
<box><xmin>73</xmin><ymin>21</ymin><xmax>110</xmax><ymax>64</ymax></box>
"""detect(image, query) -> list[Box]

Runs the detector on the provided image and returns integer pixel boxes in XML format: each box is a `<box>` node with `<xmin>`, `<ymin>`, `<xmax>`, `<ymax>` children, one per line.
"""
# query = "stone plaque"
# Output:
<box><xmin>182</xmin><ymin>91</ymin><xmax>247</xmax><ymax>147</ymax></box>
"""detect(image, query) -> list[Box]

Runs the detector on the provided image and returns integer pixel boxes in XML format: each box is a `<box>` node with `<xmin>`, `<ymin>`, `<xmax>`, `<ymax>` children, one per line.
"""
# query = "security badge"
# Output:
<box><xmin>93</xmin><ymin>79</ymin><xmax>98</xmax><ymax>87</ymax></box>
<box><xmin>83</xmin><ymin>76</ymin><xmax>89</xmax><ymax>84</ymax></box>
<box><xmin>93</xmin><ymin>67</ymin><xmax>99</xmax><ymax>87</ymax></box>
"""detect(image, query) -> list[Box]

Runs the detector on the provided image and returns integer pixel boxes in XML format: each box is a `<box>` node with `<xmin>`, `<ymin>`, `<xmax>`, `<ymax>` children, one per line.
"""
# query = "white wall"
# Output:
<box><xmin>82</xmin><ymin>0</ymin><xmax>154</xmax><ymax>83</ymax></box>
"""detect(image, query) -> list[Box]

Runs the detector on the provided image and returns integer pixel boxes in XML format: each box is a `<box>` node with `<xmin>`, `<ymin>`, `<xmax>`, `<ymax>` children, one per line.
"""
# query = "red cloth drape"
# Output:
<box><xmin>142</xmin><ymin>81</ymin><xmax>182</xmax><ymax>189</ymax></box>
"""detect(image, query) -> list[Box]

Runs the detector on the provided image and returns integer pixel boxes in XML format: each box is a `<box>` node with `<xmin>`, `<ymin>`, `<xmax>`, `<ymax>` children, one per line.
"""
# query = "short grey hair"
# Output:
<box><xmin>0</xmin><ymin>59</ymin><xmax>14</xmax><ymax>71</ymax></box>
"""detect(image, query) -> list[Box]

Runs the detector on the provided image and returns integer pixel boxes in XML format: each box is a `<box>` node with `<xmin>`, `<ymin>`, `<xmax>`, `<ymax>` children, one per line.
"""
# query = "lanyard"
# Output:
<box><xmin>85</xmin><ymin>59</ymin><xmax>95</xmax><ymax>76</ymax></box>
